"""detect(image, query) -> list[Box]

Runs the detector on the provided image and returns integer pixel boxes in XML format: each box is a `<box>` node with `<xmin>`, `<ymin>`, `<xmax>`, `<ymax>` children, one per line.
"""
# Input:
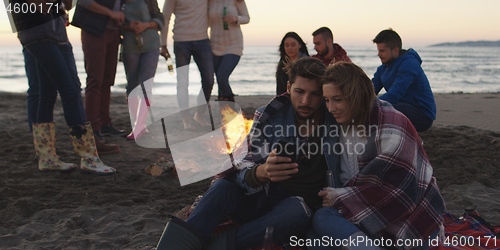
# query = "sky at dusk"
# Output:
<box><xmin>0</xmin><ymin>0</ymin><xmax>498</xmax><ymax>47</ymax></box>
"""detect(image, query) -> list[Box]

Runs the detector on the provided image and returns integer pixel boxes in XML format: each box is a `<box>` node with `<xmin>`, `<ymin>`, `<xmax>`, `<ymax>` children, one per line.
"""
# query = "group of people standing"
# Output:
<box><xmin>12</xmin><ymin>0</ymin><xmax>249</xmax><ymax>175</ymax></box>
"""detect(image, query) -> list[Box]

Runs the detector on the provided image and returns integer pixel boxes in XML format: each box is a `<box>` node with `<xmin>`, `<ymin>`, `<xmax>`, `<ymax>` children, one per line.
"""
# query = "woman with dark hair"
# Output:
<box><xmin>308</xmin><ymin>62</ymin><xmax>445</xmax><ymax>249</ymax></box>
<box><xmin>276</xmin><ymin>32</ymin><xmax>309</xmax><ymax>95</ymax></box>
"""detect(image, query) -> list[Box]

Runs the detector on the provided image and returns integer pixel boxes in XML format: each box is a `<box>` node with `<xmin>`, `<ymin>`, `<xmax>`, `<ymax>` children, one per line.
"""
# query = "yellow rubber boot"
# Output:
<box><xmin>69</xmin><ymin>123</ymin><xmax>116</xmax><ymax>175</ymax></box>
<box><xmin>32</xmin><ymin>123</ymin><xmax>77</xmax><ymax>172</ymax></box>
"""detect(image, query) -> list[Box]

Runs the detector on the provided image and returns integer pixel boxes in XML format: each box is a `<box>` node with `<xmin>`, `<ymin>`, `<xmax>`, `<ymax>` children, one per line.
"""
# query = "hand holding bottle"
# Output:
<box><xmin>160</xmin><ymin>46</ymin><xmax>171</xmax><ymax>60</ymax></box>
<box><xmin>223</xmin><ymin>14</ymin><xmax>238</xmax><ymax>24</ymax></box>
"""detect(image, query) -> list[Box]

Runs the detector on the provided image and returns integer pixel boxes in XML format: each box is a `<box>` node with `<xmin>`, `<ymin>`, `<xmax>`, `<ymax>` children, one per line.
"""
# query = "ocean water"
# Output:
<box><xmin>1</xmin><ymin>45</ymin><xmax>499</xmax><ymax>95</ymax></box>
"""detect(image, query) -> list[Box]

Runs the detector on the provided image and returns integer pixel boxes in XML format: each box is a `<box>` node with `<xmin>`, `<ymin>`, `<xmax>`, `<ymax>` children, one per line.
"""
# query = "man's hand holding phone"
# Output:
<box><xmin>255</xmin><ymin>148</ymin><xmax>298</xmax><ymax>183</ymax></box>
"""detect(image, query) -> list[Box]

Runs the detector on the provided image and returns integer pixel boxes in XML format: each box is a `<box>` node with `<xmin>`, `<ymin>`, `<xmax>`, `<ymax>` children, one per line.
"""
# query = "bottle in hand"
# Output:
<box><xmin>223</xmin><ymin>7</ymin><xmax>229</xmax><ymax>30</ymax></box>
<box><xmin>166</xmin><ymin>57</ymin><xmax>174</xmax><ymax>75</ymax></box>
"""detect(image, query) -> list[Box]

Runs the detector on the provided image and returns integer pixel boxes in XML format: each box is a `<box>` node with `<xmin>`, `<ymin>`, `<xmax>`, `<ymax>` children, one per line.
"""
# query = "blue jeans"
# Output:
<box><xmin>24</xmin><ymin>48</ymin><xmax>39</xmax><ymax>131</ymax></box>
<box><xmin>173</xmin><ymin>39</ymin><xmax>214</xmax><ymax>116</ymax></box>
<box><xmin>307</xmin><ymin>207</ymin><xmax>363</xmax><ymax>249</ymax></box>
<box><xmin>392</xmin><ymin>102</ymin><xmax>433</xmax><ymax>132</ymax></box>
<box><xmin>186</xmin><ymin>179</ymin><xmax>312</xmax><ymax>249</ymax></box>
<box><xmin>24</xmin><ymin>41</ymin><xmax>86</xmax><ymax>127</ymax></box>
<box><xmin>122</xmin><ymin>50</ymin><xmax>159</xmax><ymax>97</ymax></box>
<box><xmin>308</xmin><ymin>207</ymin><xmax>436</xmax><ymax>250</ymax></box>
<box><xmin>213</xmin><ymin>54</ymin><xmax>240</xmax><ymax>98</ymax></box>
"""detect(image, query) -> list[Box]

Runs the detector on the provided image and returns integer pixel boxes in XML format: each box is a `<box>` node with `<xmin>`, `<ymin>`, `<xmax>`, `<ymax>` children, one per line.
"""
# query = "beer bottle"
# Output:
<box><xmin>223</xmin><ymin>7</ymin><xmax>229</xmax><ymax>30</ymax></box>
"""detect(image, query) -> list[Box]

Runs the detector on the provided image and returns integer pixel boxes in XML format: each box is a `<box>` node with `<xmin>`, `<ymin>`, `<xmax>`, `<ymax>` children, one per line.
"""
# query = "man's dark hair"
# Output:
<box><xmin>372</xmin><ymin>28</ymin><xmax>402</xmax><ymax>50</ymax></box>
<box><xmin>285</xmin><ymin>57</ymin><xmax>326</xmax><ymax>85</ymax></box>
<box><xmin>312</xmin><ymin>27</ymin><xmax>333</xmax><ymax>42</ymax></box>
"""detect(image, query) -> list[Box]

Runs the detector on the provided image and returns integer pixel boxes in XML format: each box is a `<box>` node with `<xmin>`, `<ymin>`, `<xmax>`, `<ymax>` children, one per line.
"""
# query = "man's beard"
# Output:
<box><xmin>320</xmin><ymin>45</ymin><xmax>330</xmax><ymax>57</ymax></box>
<box><xmin>295</xmin><ymin>106</ymin><xmax>317</xmax><ymax>120</ymax></box>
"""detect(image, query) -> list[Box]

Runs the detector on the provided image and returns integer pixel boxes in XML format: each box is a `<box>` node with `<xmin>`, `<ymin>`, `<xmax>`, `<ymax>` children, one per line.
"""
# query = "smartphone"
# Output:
<box><xmin>276</xmin><ymin>140</ymin><xmax>296</xmax><ymax>163</ymax></box>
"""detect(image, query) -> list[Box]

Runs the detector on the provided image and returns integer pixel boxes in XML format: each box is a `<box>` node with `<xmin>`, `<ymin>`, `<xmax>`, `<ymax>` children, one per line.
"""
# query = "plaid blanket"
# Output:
<box><xmin>430</xmin><ymin>210</ymin><xmax>500</xmax><ymax>250</ymax></box>
<box><xmin>331</xmin><ymin>99</ymin><xmax>446</xmax><ymax>249</ymax></box>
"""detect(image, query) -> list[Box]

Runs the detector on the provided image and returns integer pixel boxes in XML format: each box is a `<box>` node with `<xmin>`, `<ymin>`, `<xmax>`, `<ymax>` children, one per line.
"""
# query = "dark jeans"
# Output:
<box><xmin>24</xmin><ymin>41</ymin><xmax>86</xmax><ymax>128</ymax></box>
<box><xmin>308</xmin><ymin>207</ymin><xmax>437</xmax><ymax>250</ymax></box>
<box><xmin>186</xmin><ymin>179</ymin><xmax>312</xmax><ymax>249</ymax></box>
<box><xmin>213</xmin><ymin>54</ymin><xmax>240</xmax><ymax>98</ymax></box>
<box><xmin>122</xmin><ymin>49</ymin><xmax>159</xmax><ymax>97</ymax></box>
<box><xmin>81</xmin><ymin>29</ymin><xmax>120</xmax><ymax>131</ymax></box>
<box><xmin>173</xmin><ymin>39</ymin><xmax>214</xmax><ymax>116</ymax></box>
<box><xmin>392</xmin><ymin>102</ymin><xmax>433</xmax><ymax>132</ymax></box>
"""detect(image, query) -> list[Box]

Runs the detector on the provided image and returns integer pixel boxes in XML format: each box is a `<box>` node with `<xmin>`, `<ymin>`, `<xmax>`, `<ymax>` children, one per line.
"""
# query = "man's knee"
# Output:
<box><xmin>282</xmin><ymin>196</ymin><xmax>312</xmax><ymax>224</ymax></box>
<box><xmin>206</xmin><ymin>179</ymin><xmax>240</xmax><ymax>198</ymax></box>
<box><xmin>313</xmin><ymin>207</ymin><xmax>340</xmax><ymax>225</ymax></box>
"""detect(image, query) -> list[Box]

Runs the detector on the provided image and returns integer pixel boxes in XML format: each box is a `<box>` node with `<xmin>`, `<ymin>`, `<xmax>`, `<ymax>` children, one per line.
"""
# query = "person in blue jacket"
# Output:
<box><xmin>372</xmin><ymin>29</ymin><xmax>436</xmax><ymax>132</ymax></box>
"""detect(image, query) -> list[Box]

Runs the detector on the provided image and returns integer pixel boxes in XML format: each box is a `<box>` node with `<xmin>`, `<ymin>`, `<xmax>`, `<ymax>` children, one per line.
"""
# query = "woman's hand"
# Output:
<box><xmin>318</xmin><ymin>188</ymin><xmax>340</xmax><ymax>207</ymax></box>
<box><xmin>223</xmin><ymin>14</ymin><xmax>238</xmax><ymax>24</ymax></box>
<box><xmin>255</xmin><ymin>149</ymin><xmax>299</xmax><ymax>183</ymax></box>
<box><xmin>130</xmin><ymin>21</ymin><xmax>149</xmax><ymax>34</ymax></box>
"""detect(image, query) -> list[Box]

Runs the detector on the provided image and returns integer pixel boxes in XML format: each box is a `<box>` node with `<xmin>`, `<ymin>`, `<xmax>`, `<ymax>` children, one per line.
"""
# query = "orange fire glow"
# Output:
<box><xmin>220</xmin><ymin>106</ymin><xmax>253</xmax><ymax>154</ymax></box>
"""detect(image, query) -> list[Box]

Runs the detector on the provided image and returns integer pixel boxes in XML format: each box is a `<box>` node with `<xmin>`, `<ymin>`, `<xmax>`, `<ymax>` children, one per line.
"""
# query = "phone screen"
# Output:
<box><xmin>276</xmin><ymin>140</ymin><xmax>296</xmax><ymax>163</ymax></box>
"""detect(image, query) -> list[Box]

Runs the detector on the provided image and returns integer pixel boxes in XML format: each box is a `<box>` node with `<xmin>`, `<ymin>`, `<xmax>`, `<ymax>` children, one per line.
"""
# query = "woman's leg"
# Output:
<box><xmin>214</xmin><ymin>54</ymin><xmax>240</xmax><ymax>100</ymax></box>
<box><xmin>23</xmin><ymin>48</ymin><xmax>39</xmax><ymax>130</ymax></box>
<box><xmin>122</xmin><ymin>53</ymin><xmax>141</xmax><ymax>97</ymax></box>
<box><xmin>311</xmin><ymin>207</ymin><xmax>362</xmax><ymax>249</ymax></box>
<box><xmin>127</xmin><ymin>50</ymin><xmax>159</xmax><ymax>138</ymax></box>
<box><xmin>24</xmin><ymin>41</ymin><xmax>86</xmax><ymax>126</ymax></box>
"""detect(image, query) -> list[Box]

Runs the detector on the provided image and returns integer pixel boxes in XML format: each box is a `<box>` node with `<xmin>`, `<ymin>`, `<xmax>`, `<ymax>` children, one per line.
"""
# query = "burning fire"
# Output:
<box><xmin>220</xmin><ymin>106</ymin><xmax>253</xmax><ymax>154</ymax></box>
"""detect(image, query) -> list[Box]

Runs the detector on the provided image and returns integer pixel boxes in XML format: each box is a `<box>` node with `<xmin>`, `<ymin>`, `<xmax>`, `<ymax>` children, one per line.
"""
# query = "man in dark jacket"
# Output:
<box><xmin>312</xmin><ymin>27</ymin><xmax>351</xmax><ymax>66</ymax></box>
<box><xmin>372</xmin><ymin>29</ymin><xmax>436</xmax><ymax>132</ymax></box>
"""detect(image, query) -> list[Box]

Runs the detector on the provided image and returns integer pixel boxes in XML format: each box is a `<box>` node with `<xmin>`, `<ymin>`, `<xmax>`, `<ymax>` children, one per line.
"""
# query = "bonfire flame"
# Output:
<box><xmin>220</xmin><ymin>106</ymin><xmax>253</xmax><ymax>154</ymax></box>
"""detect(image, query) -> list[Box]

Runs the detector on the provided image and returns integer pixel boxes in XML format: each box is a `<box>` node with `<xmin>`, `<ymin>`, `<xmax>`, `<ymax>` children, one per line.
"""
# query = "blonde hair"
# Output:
<box><xmin>323</xmin><ymin>62</ymin><xmax>376</xmax><ymax>127</ymax></box>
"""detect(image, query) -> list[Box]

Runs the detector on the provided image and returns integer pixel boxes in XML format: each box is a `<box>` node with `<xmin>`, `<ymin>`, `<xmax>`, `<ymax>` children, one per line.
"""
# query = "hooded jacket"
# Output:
<box><xmin>312</xmin><ymin>43</ymin><xmax>351</xmax><ymax>66</ymax></box>
<box><xmin>372</xmin><ymin>49</ymin><xmax>436</xmax><ymax>120</ymax></box>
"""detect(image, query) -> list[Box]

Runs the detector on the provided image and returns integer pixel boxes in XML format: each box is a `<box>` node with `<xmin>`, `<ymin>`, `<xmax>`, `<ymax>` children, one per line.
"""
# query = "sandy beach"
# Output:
<box><xmin>0</xmin><ymin>92</ymin><xmax>499</xmax><ymax>249</ymax></box>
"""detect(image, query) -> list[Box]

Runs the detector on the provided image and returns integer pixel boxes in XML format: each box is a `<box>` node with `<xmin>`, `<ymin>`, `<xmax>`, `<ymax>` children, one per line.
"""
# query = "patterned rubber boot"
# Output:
<box><xmin>69</xmin><ymin>122</ymin><xmax>116</xmax><ymax>175</ymax></box>
<box><xmin>32</xmin><ymin>123</ymin><xmax>77</xmax><ymax>172</ymax></box>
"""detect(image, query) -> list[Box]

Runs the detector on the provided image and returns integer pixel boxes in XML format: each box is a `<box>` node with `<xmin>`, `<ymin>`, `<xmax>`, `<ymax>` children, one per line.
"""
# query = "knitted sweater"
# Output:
<box><xmin>160</xmin><ymin>0</ymin><xmax>209</xmax><ymax>46</ymax></box>
<box><xmin>208</xmin><ymin>0</ymin><xmax>250</xmax><ymax>56</ymax></box>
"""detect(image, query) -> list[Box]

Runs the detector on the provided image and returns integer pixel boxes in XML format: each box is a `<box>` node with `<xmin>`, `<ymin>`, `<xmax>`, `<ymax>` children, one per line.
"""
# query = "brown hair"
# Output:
<box><xmin>285</xmin><ymin>57</ymin><xmax>326</xmax><ymax>86</ymax></box>
<box><xmin>322</xmin><ymin>62</ymin><xmax>375</xmax><ymax>127</ymax></box>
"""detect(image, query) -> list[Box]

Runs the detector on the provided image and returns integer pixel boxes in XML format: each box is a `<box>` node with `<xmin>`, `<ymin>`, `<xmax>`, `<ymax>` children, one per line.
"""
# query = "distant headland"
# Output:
<box><xmin>430</xmin><ymin>40</ymin><xmax>500</xmax><ymax>47</ymax></box>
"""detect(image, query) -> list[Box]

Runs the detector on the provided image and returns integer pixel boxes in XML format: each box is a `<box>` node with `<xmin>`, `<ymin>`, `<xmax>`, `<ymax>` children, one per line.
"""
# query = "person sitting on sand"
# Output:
<box><xmin>312</xmin><ymin>27</ymin><xmax>351</xmax><ymax>66</ymax></box>
<box><xmin>150</xmin><ymin>57</ymin><xmax>346</xmax><ymax>249</ymax></box>
<box><xmin>372</xmin><ymin>29</ymin><xmax>436</xmax><ymax>132</ymax></box>
<box><xmin>276</xmin><ymin>31</ymin><xmax>310</xmax><ymax>96</ymax></box>
<box><xmin>307</xmin><ymin>62</ymin><xmax>445</xmax><ymax>250</ymax></box>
